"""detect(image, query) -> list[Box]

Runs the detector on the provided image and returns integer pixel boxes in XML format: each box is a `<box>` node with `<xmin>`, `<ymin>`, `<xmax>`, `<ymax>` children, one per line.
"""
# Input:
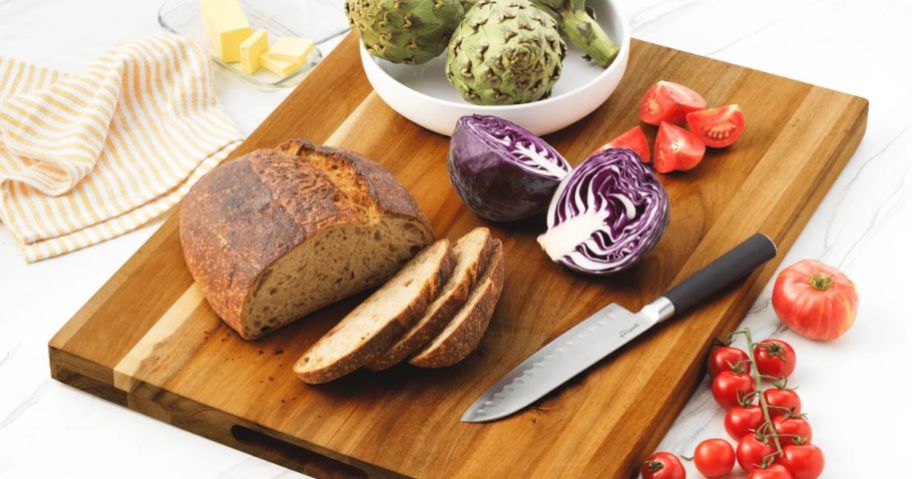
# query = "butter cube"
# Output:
<box><xmin>200</xmin><ymin>0</ymin><xmax>252</xmax><ymax>62</ymax></box>
<box><xmin>240</xmin><ymin>29</ymin><xmax>268</xmax><ymax>74</ymax></box>
<box><xmin>260</xmin><ymin>55</ymin><xmax>299</xmax><ymax>77</ymax></box>
<box><xmin>267</xmin><ymin>36</ymin><xmax>315</xmax><ymax>65</ymax></box>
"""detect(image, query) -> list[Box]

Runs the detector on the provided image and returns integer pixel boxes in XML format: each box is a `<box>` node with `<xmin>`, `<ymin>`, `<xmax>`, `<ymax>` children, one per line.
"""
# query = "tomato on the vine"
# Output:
<box><xmin>707</xmin><ymin>345</ymin><xmax>749</xmax><ymax>377</ymax></box>
<box><xmin>778</xmin><ymin>444</ymin><xmax>825</xmax><ymax>479</ymax></box>
<box><xmin>754</xmin><ymin>339</ymin><xmax>797</xmax><ymax>378</ymax></box>
<box><xmin>772</xmin><ymin>416</ymin><xmax>812</xmax><ymax>446</ymax></box>
<box><xmin>764</xmin><ymin>388</ymin><xmax>802</xmax><ymax>418</ymax></box>
<box><xmin>694</xmin><ymin>438</ymin><xmax>735</xmax><ymax>477</ymax></box>
<box><xmin>725</xmin><ymin>405</ymin><xmax>764</xmax><ymax>439</ymax></box>
<box><xmin>747</xmin><ymin>464</ymin><xmax>794</xmax><ymax>479</ymax></box>
<box><xmin>736</xmin><ymin>434</ymin><xmax>775</xmax><ymax>472</ymax></box>
<box><xmin>712</xmin><ymin>371</ymin><xmax>755</xmax><ymax>409</ymax></box>
<box><xmin>641</xmin><ymin>451</ymin><xmax>685</xmax><ymax>479</ymax></box>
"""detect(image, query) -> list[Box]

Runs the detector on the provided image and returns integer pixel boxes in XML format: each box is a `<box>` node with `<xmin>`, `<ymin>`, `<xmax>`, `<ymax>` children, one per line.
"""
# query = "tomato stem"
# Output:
<box><xmin>808</xmin><ymin>272</ymin><xmax>833</xmax><ymax>290</ymax></box>
<box><xmin>742</xmin><ymin>329</ymin><xmax>785</xmax><ymax>457</ymax></box>
<box><xmin>645</xmin><ymin>460</ymin><xmax>664</xmax><ymax>472</ymax></box>
<box><xmin>766</xmin><ymin>404</ymin><xmax>795</xmax><ymax>411</ymax></box>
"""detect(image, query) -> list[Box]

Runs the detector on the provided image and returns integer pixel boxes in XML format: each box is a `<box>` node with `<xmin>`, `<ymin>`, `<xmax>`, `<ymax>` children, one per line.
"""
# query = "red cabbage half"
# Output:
<box><xmin>537</xmin><ymin>148</ymin><xmax>670</xmax><ymax>275</ymax></box>
<box><xmin>447</xmin><ymin>115</ymin><xmax>571</xmax><ymax>222</ymax></box>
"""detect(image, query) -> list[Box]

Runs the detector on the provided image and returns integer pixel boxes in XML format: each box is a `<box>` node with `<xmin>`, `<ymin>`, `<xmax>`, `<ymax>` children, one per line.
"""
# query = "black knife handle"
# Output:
<box><xmin>663</xmin><ymin>234</ymin><xmax>777</xmax><ymax>316</ymax></box>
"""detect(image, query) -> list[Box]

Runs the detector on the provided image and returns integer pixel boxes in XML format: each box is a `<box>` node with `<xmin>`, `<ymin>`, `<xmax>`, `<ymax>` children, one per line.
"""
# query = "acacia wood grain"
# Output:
<box><xmin>49</xmin><ymin>34</ymin><xmax>867</xmax><ymax>478</ymax></box>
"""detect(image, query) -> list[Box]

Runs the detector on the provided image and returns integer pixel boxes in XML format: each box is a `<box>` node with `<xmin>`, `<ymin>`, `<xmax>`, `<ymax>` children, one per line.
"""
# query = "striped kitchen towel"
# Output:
<box><xmin>0</xmin><ymin>33</ymin><xmax>242</xmax><ymax>262</ymax></box>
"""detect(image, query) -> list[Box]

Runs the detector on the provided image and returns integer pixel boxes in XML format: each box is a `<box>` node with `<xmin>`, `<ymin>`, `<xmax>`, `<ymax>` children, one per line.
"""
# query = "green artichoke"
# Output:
<box><xmin>446</xmin><ymin>0</ymin><xmax>566</xmax><ymax>105</ymax></box>
<box><xmin>531</xmin><ymin>0</ymin><xmax>619</xmax><ymax>67</ymax></box>
<box><xmin>346</xmin><ymin>0</ymin><xmax>466</xmax><ymax>64</ymax></box>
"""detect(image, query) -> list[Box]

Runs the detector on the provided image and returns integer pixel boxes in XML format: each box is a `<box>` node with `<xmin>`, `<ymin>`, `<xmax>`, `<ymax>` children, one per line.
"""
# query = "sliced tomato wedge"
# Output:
<box><xmin>639</xmin><ymin>81</ymin><xmax>707</xmax><ymax>126</ymax></box>
<box><xmin>594</xmin><ymin>126</ymin><xmax>650</xmax><ymax>163</ymax></box>
<box><xmin>686</xmin><ymin>105</ymin><xmax>746</xmax><ymax>148</ymax></box>
<box><xmin>654</xmin><ymin>122</ymin><xmax>706</xmax><ymax>173</ymax></box>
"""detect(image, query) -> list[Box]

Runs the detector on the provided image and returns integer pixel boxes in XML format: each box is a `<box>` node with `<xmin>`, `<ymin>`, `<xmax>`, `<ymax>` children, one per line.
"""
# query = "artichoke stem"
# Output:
<box><xmin>531</xmin><ymin>1</ymin><xmax>618</xmax><ymax>68</ymax></box>
<box><xmin>559</xmin><ymin>9</ymin><xmax>619</xmax><ymax>67</ymax></box>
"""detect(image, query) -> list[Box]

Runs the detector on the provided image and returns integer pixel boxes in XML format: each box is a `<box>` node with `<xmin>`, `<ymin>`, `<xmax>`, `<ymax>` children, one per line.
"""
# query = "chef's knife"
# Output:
<box><xmin>462</xmin><ymin>233</ymin><xmax>777</xmax><ymax>423</ymax></box>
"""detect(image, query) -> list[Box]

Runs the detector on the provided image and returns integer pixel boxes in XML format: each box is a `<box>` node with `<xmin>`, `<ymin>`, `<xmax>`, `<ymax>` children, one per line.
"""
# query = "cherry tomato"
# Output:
<box><xmin>639</xmin><ymin>80</ymin><xmax>707</xmax><ymax>125</ymax></box>
<box><xmin>778</xmin><ymin>444</ymin><xmax>825</xmax><ymax>479</ymax></box>
<box><xmin>712</xmin><ymin>371</ymin><xmax>755</xmax><ymax>409</ymax></box>
<box><xmin>641</xmin><ymin>451</ymin><xmax>686</xmax><ymax>479</ymax></box>
<box><xmin>763</xmin><ymin>388</ymin><xmax>802</xmax><ymax>418</ymax></box>
<box><xmin>772</xmin><ymin>259</ymin><xmax>858</xmax><ymax>341</ymax></box>
<box><xmin>685</xmin><ymin>105</ymin><xmax>746</xmax><ymax>148</ymax></box>
<box><xmin>595</xmin><ymin>126</ymin><xmax>651</xmax><ymax>163</ymax></box>
<box><xmin>725</xmin><ymin>405</ymin><xmax>764</xmax><ymax>440</ymax></box>
<box><xmin>736</xmin><ymin>434</ymin><xmax>775</xmax><ymax>472</ymax></box>
<box><xmin>654</xmin><ymin>122</ymin><xmax>706</xmax><ymax>173</ymax></box>
<box><xmin>772</xmin><ymin>416</ymin><xmax>813</xmax><ymax>446</ymax></box>
<box><xmin>753</xmin><ymin>339</ymin><xmax>797</xmax><ymax>378</ymax></box>
<box><xmin>707</xmin><ymin>345</ymin><xmax>749</xmax><ymax>377</ymax></box>
<box><xmin>747</xmin><ymin>464</ymin><xmax>794</xmax><ymax>479</ymax></box>
<box><xmin>694</xmin><ymin>438</ymin><xmax>735</xmax><ymax>478</ymax></box>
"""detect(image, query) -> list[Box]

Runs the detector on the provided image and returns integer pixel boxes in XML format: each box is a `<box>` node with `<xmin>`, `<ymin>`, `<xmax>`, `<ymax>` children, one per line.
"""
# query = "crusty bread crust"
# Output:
<box><xmin>365</xmin><ymin>227</ymin><xmax>495</xmax><ymax>371</ymax></box>
<box><xmin>179</xmin><ymin>139</ymin><xmax>434</xmax><ymax>339</ymax></box>
<box><xmin>275</xmin><ymin>139</ymin><xmax>432</xmax><ymax>226</ymax></box>
<box><xmin>410</xmin><ymin>240</ymin><xmax>504</xmax><ymax>368</ymax></box>
<box><xmin>294</xmin><ymin>240</ymin><xmax>455</xmax><ymax>384</ymax></box>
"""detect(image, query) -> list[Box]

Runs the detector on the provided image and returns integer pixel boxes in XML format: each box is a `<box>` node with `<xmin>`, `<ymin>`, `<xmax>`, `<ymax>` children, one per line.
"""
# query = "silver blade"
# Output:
<box><xmin>462</xmin><ymin>303</ymin><xmax>660</xmax><ymax>423</ymax></box>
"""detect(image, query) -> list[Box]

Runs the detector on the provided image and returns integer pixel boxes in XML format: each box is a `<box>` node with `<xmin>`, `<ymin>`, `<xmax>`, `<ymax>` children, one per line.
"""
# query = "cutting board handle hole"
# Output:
<box><xmin>229</xmin><ymin>425</ymin><xmax>369</xmax><ymax>478</ymax></box>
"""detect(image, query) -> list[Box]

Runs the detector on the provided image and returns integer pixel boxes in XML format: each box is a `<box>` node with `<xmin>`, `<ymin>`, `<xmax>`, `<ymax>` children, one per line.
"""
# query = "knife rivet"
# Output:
<box><xmin>484</xmin><ymin>400</ymin><xmax>494</xmax><ymax>406</ymax></box>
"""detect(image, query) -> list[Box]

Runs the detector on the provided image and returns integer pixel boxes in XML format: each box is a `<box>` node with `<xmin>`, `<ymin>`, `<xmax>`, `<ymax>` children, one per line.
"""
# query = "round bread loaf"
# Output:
<box><xmin>179</xmin><ymin>139</ymin><xmax>434</xmax><ymax>339</ymax></box>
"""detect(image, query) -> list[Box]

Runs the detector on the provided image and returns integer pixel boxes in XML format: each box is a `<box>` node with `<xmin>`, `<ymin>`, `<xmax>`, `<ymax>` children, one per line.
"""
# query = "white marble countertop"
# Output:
<box><xmin>1</xmin><ymin>0</ymin><xmax>909</xmax><ymax>477</ymax></box>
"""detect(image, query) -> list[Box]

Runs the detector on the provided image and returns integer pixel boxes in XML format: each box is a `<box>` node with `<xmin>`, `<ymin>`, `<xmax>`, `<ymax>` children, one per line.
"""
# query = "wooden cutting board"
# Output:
<box><xmin>49</xmin><ymin>35</ymin><xmax>867</xmax><ymax>478</ymax></box>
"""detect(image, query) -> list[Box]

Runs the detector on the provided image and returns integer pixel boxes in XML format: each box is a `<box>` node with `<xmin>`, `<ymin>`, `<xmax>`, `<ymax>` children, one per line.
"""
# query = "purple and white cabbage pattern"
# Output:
<box><xmin>537</xmin><ymin>148</ymin><xmax>669</xmax><ymax>275</ymax></box>
<box><xmin>448</xmin><ymin>115</ymin><xmax>570</xmax><ymax>222</ymax></box>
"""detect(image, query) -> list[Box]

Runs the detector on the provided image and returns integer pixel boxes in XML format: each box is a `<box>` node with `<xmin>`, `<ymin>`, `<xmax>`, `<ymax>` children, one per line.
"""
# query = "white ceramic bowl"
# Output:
<box><xmin>359</xmin><ymin>0</ymin><xmax>630</xmax><ymax>136</ymax></box>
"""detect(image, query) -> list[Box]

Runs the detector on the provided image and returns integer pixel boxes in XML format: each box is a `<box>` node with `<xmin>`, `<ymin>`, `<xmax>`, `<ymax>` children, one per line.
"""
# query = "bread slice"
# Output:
<box><xmin>365</xmin><ymin>227</ymin><xmax>496</xmax><ymax>371</ymax></box>
<box><xmin>294</xmin><ymin>239</ymin><xmax>455</xmax><ymax>384</ymax></box>
<box><xmin>410</xmin><ymin>240</ymin><xmax>504</xmax><ymax>368</ymax></box>
<box><xmin>180</xmin><ymin>139</ymin><xmax>434</xmax><ymax>339</ymax></box>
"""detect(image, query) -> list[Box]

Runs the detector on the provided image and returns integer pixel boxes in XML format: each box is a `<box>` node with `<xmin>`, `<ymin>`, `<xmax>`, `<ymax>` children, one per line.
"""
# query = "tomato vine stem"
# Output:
<box><xmin>730</xmin><ymin>328</ymin><xmax>784</xmax><ymax>459</ymax></box>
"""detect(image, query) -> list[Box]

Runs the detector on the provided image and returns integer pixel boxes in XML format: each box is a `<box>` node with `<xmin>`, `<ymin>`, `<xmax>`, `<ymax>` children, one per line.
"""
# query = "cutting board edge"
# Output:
<box><xmin>48</xmin><ymin>345</ymin><xmax>403</xmax><ymax>479</ymax></box>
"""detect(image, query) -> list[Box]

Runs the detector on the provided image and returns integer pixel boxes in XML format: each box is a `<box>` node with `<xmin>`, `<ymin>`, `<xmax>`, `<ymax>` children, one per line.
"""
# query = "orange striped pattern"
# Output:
<box><xmin>0</xmin><ymin>34</ymin><xmax>242</xmax><ymax>262</ymax></box>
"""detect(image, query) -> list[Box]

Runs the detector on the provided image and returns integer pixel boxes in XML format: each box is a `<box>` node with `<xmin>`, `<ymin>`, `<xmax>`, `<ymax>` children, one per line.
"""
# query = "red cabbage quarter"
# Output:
<box><xmin>537</xmin><ymin>148</ymin><xmax>670</xmax><ymax>275</ymax></box>
<box><xmin>447</xmin><ymin>115</ymin><xmax>571</xmax><ymax>222</ymax></box>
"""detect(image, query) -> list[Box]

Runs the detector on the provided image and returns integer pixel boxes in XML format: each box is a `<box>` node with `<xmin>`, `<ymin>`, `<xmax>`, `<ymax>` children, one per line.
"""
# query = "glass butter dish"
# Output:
<box><xmin>158</xmin><ymin>0</ymin><xmax>350</xmax><ymax>88</ymax></box>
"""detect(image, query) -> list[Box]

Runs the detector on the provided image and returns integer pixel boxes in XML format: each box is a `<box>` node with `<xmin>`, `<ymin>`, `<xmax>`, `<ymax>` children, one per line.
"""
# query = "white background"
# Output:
<box><xmin>1</xmin><ymin>0</ymin><xmax>910</xmax><ymax>477</ymax></box>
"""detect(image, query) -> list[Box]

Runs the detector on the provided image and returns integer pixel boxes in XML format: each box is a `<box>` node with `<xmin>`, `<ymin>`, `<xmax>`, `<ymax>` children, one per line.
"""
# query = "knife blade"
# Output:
<box><xmin>462</xmin><ymin>233</ymin><xmax>777</xmax><ymax>423</ymax></box>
